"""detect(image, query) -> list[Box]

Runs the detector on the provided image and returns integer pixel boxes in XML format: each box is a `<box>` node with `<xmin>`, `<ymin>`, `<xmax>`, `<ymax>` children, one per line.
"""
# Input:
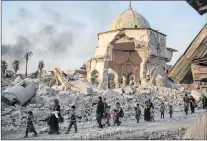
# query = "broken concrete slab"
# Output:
<box><xmin>3</xmin><ymin>81</ymin><xmax>36</xmax><ymax>106</ymax></box>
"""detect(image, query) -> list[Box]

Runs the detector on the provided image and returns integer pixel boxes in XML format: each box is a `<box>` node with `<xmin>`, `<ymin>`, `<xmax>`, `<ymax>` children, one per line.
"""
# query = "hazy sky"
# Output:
<box><xmin>2</xmin><ymin>1</ymin><xmax>207</xmax><ymax>73</ymax></box>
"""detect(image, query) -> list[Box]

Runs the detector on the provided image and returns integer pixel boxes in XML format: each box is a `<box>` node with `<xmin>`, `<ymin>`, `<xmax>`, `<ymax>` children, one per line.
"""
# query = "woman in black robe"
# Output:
<box><xmin>144</xmin><ymin>101</ymin><xmax>147</xmax><ymax>121</ymax></box>
<box><xmin>144</xmin><ymin>100</ymin><xmax>154</xmax><ymax>121</ymax></box>
<box><xmin>48</xmin><ymin>99</ymin><xmax>61</xmax><ymax>134</ymax></box>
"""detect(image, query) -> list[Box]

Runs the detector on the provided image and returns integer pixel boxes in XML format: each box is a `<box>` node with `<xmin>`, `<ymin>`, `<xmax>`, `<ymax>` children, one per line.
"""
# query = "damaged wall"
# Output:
<box><xmin>86</xmin><ymin>28</ymin><xmax>175</xmax><ymax>88</ymax></box>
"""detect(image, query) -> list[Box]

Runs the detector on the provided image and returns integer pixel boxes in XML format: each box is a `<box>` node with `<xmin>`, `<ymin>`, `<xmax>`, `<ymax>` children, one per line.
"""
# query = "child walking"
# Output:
<box><xmin>104</xmin><ymin>106</ymin><xmax>111</xmax><ymax>126</ymax></box>
<box><xmin>160</xmin><ymin>102</ymin><xmax>165</xmax><ymax>119</ymax></box>
<box><xmin>111</xmin><ymin>109</ymin><xmax>117</xmax><ymax>126</ymax></box>
<box><xmin>150</xmin><ymin>107</ymin><xmax>154</xmax><ymax>122</ymax></box>
<box><xmin>23</xmin><ymin>111</ymin><xmax>38</xmax><ymax>138</ymax></box>
<box><xmin>134</xmin><ymin>104</ymin><xmax>141</xmax><ymax>123</ymax></box>
<box><xmin>65</xmin><ymin>105</ymin><xmax>77</xmax><ymax>134</ymax></box>
<box><xmin>169</xmin><ymin>105</ymin><xmax>173</xmax><ymax>118</ymax></box>
<box><xmin>113</xmin><ymin>102</ymin><xmax>124</xmax><ymax>126</ymax></box>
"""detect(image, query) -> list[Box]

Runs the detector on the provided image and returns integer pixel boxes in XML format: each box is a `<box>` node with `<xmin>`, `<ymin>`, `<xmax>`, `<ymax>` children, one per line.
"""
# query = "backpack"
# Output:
<box><xmin>119</xmin><ymin>108</ymin><xmax>124</xmax><ymax>118</ymax></box>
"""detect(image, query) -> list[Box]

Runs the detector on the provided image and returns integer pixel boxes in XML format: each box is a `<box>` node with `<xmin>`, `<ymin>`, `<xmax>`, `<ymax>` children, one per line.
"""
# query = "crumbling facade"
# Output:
<box><xmin>86</xmin><ymin>4</ymin><xmax>176</xmax><ymax>89</ymax></box>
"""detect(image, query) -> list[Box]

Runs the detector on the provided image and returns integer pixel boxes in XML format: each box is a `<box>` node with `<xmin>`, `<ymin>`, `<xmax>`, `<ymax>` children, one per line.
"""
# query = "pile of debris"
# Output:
<box><xmin>1</xmin><ymin>75</ymin><xmax>204</xmax><ymax>134</ymax></box>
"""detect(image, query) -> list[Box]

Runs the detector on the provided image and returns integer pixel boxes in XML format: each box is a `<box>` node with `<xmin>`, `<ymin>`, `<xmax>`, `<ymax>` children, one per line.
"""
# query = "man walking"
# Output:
<box><xmin>96</xmin><ymin>96</ymin><xmax>104</xmax><ymax>128</ymax></box>
<box><xmin>183</xmin><ymin>94</ymin><xmax>190</xmax><ymax>115</ymax></box>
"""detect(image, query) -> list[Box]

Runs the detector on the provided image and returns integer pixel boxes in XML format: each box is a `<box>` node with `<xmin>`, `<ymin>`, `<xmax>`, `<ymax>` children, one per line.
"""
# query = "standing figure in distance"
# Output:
<box><xmin>189</xmin><ymin>96</ymin><xmax>196</xmax><ymax>114</ymax></box>
<box><xmin>150</xmin><ymin>107</ymin><xmax>154</xmax><ymax>122</ymax></box>
<box><xmin>96</xmin><ymin>96</ymin><xmax>104</xmax><ymax>128</ymax></box>
<box><xmin>160</xmin><ymin>102</ymin><xmax>165</xmax><ymax>119</ymax></box>
<box><xmin>169</xmin><ymin>105</ymin><xmax>173</xmax><ymax>118</ymax></box>
<box><xmin>134</xmin><ymin>104</ymin><xmax>141</xmax><ymax>123</ymax></box>
<box><xmin>183</xmin><ymin>94</ymin><xmax>190</xmax><ymax>115</ymax></box>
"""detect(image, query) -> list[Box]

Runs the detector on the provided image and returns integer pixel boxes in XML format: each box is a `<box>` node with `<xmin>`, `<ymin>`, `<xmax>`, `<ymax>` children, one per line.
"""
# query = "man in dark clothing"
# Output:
<box><xmin>183</xmin><ymin>94</ymin><xmax>190</xmax><ymax>115</ymax></box>
<box><xmin>96</xmin><ymin>96</ymin><xmax>104</xmax><ymax>128</ymax></box>
<box><xmin>202</xmin><ymin>96</ymin><xmax>207</xmax><ymax>109</ymax></box>
<box><xmin>160</xmin><ymin>102</ymin><xmax>165</xmax><ymax>119</ymax></box>
<box><xmin>135</xmin><ymin>104</ymin><xmax>141</xmax><ymax>123</ymax></box>
<box><xmin>189</xmin><ymin>96</ymin><xmax>196</xmax><ymax>113</ymax></box>
<box><xmin>65</xmin><ymin>106</ymin><xmax>77</xmax><ymax>134</ymax></box>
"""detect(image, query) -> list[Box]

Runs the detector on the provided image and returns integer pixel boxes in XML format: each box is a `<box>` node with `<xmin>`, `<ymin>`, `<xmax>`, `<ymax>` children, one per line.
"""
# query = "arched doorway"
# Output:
<box><xmin>109</xmin><ymin>35</ymin><xmax>142</xmax><ymax>86</ymax></box>
<box><xmin>91</xmin><ymin>70</ymin><xmax>99</xmax><ymax>86</ymax></box>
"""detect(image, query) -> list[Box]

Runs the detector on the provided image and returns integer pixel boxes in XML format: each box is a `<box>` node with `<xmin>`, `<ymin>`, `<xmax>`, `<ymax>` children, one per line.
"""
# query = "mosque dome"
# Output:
<box><xmin>109</xmin><ymin>3</ymin><xmax>151</xmax><ymax>31</ymax></box>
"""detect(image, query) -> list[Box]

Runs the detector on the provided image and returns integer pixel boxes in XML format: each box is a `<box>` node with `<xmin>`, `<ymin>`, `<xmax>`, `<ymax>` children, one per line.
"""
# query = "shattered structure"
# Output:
<box><xmin>186</xmin><ymin>0</ymin><xmax>207</xmax><ymax>15</ymax></box>
<box><xmin>86</xmin><ymin>4</ymin><xmax>177</xmax><ymax>89</ymax></box>
<box><xmin>168</xmin><ymin>24</ymin><xmax>207</xmax><ymax>84</ymax></box>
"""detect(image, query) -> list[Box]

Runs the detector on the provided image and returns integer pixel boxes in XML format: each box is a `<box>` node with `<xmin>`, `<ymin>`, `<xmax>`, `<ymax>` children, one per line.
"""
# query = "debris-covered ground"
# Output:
<box><xmin>1</xmin><ymin>76</ymin><xmax>206</xmax><ymax>139</ymax></box>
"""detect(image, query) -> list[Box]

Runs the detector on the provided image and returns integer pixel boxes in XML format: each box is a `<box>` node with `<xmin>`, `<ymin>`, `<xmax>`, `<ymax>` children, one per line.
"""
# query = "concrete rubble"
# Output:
<box><xmin>1</xmin><ymin>76</ymin><xmax>205</xmax><ymax>139</ymax></box>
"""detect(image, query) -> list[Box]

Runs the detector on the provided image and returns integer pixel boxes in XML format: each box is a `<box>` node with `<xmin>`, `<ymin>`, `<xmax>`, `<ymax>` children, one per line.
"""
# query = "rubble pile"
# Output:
<box><xmin>1</xmin><ymin>76</ymin><xmax>203</xmax><ymax>136</ymax></box>
<box><xmin>136</xmin><ymin>85</ymin><xmax>186</xmax><ymax>112</ymax></box>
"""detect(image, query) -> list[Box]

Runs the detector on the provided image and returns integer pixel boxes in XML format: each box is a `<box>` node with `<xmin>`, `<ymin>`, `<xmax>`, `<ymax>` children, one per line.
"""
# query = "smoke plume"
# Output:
<box><xmin>2</xmin><ymin>1</ymin><xmax>115</xmax><ymax>73</ymax></box>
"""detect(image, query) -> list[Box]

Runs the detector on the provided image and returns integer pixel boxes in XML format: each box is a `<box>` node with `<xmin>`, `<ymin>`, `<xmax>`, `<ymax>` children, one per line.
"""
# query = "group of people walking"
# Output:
<box><xmin>143</xmin><ymin>99</ymin><xmax>173</xmax><ymax>123</ymax></box>
<box><xmin>23</xmin><ymin>94</ymin><xmax>207</xmax><ymax>138</ymax></box>
<box><xmin>96</xmin><ymin>97</ymin><xmax>124</xmax><ymax>128</ymax></box>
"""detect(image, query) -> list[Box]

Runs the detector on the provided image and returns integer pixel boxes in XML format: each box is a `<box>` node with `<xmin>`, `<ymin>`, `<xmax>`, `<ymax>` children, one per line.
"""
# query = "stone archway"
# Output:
<box><xmin>91</xmin><ymin>70</ymin><xmax>99</xmax><ymax>86</ymax></box>
<box><xmin>107</xmin><ymin>33</ymin><xmax>143</xmax><ymax>86</ymax></box>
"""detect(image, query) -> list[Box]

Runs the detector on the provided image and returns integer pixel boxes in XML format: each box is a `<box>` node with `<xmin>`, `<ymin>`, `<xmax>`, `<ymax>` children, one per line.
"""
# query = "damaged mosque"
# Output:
<box><xmin>85</xmin><ymin>3</ymin><xmax>177</xmax><ymax>89</ymax></box>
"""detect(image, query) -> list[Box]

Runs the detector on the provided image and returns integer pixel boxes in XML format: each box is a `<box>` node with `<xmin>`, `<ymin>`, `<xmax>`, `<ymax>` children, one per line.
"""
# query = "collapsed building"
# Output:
<box><xmin>85</xmin><ymin>3</ymin><xmax>177</xmax><ymax>89</ymax></box>
<box><xmin>168</xmin><ymin>1</ymin><xmax>207</xmax><ymax>92</ymax></box>
<box><xmin>186</xmin><ymin>0</ymin><xmax>207</xmax><ymax>16</ymax></box>
<box><xmin>168</xmin><ymin>24</ymin><xmax>207</xmax><ymax>84</ymax></box>
<box><xmin>1</xmin><ymin>2</ymin><xmax>207</xmax><ymax>140</ymax></box>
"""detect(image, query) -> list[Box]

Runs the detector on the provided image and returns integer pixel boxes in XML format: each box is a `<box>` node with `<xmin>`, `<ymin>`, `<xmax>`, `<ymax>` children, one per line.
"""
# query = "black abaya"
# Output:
<box><xmin>146</xmin><ymin>108</ymin><xmax>151</xmax><ymax>121</ymax></box>
<box><xmin>48</xmin><ymin>105</ymin><xmax>61</xmax><ymax>134</ymax></box>
<box><xmin>144</xmin><ymin>101</ymin><xmax>153</xmax><ymax>121</ymax></box>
